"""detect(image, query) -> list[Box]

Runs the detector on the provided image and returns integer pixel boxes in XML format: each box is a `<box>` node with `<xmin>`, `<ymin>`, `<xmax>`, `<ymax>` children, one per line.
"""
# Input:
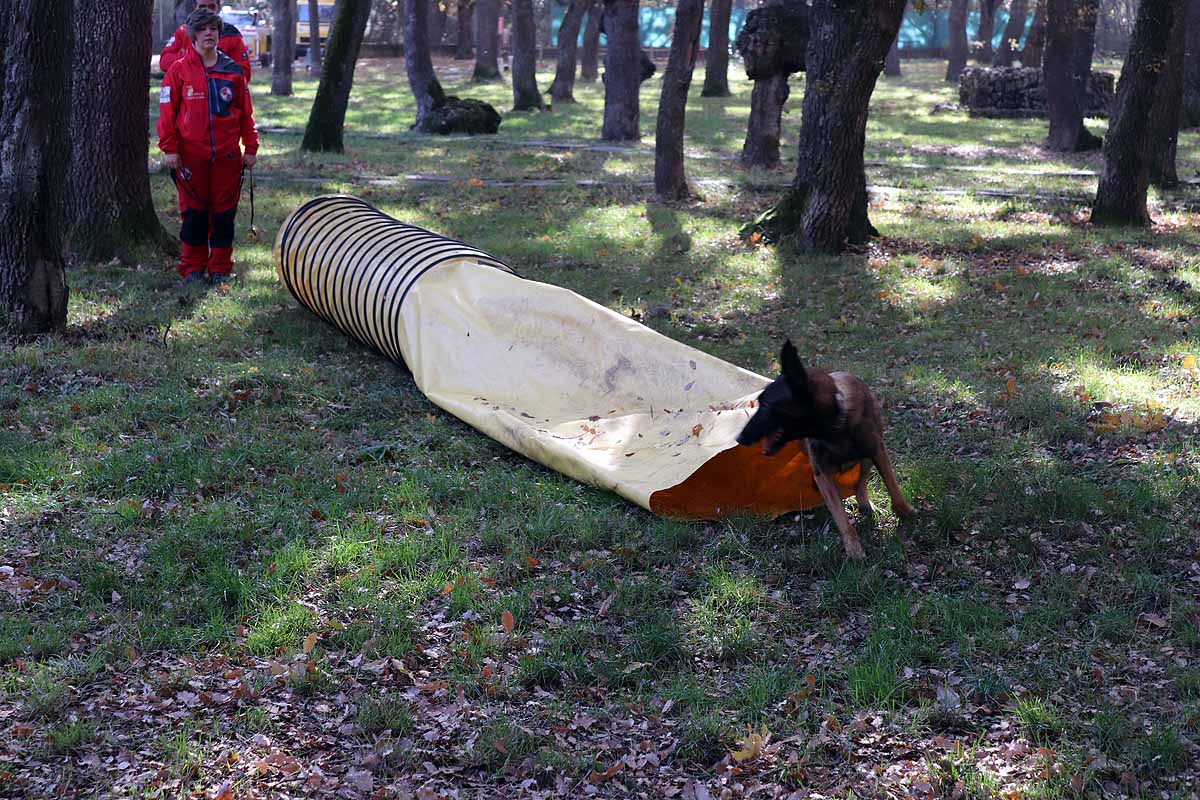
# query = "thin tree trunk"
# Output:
<box><xmin>0</xmin><ymin>0</ymin><xmax>71</xmax><ymax>335</ymax></box>
<box><xmin>473</xmin><ymin>0</ymin><xmax>502</xmax><ymax>80</ymax></box>
<box><xmin>702</xmin><ymin>0</ymin><xmax>733</xmax><ymax>96</ymax></box>
<box><xmin>271</xmin><ymin>0</ymin><xmax>296</xmax><ymax>94</ymax></box>
<box><xmin>429</xmin><ymin>0</ymin><xmax>448</xmax><ymax>46</ymax></box>
<box><xmin>884</xmin><ymin>26</ymin><xmax>902</xmax><ymax>75</ymax></box>
<box><xmin>750</xmin><ymin>0</ymin><xmax>906</xmax><ymax>251</ymax></box>
<box><xmin>994</xmin><ymin>0</ymin><xmax>1028</xmax><ymax>66</ymax></box>
<box><xmin>456</xmin><ymin>0</ymin><xmax>474</xmax><ymax>58</ymax></box>
<box><xmin>1021</xmin><ymin>0</ymin><xmax>1046</xmax><ymax>65</ymax></box>
<box><xmin>1092</xmin><ymin>0</ymin><xmax>1183</xmax><ymax>225</ymax></box>
<box><xmin>511</xmin><ymin>0</ymin><xmax>545</xmax><ymax>109</ymax></box>
<box><xmin>946</xmin><ymin>0</ymin><xmax>968</xmax><ymax>81</ymax></box>
<box><xmin>1044</xmin><ymin>0</ymin><xmax>1100</xmax><ymax>149</ymax></box>
<box><xmin>69</xmin><ymin>0</ymin><xmax>172</xmax><ymax>262</ymax></box>
<box><xmin>976</xmin><ymin>0</ymin><xmax>999</xmax><ymax>61</ymax></box>
<box><xmin>405</xmin><ymin>0</ymin><xmax>447</xmax><ymax>126</ymax></box>
<box><xmin>550</xmin><ymin>0</ymin><xmax>588</xmax><ymax>102</ymax></box>
<box><xmin>655</xmin><ymin>0</ymin><xmax>705</xmax><ymax>199</ymax></box>
<box><xmin>580</xmin><ymin>5</ymin><xmax>602</xmax><ymax>81</ymax></box>
<box><xmin>1072</xmin><ymin>0</ymin><xmax>1099</xmax><ymax>106</ymax></box>
<box><xmin>1148</xmin><ymin>0</ymin><xmax>1189</xmax><ymax>186</ymax></box>
<box><xmin>302</xmin><ymin>0</ymin><xmax>372</xmax><ymax>151</ymax></box>
<box><xmin>740</xmin><ymin>73</ymin><xmax>789</xmax><ymax>168</ymax></box>
<box><xmin>1186</xmin><ymin>0</ymin><xmax>1200</xmax><ymax>109</ymax></box>
<box><xmin>308</xmin><ymin>0</ymin><xmax>323</xmax><ymax>75</ymax></box>
<box><xmin>601</xmin><ymin>0</ymin><xmax>641</xmax><ymax>141</ymax></box>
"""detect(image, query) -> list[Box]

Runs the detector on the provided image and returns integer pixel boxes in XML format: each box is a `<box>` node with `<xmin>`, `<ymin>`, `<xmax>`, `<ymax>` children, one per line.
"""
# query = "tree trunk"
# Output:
<box><xmin>975</xmin><ymin>0</ymin><xmax>999</xmax><ymax>61</ymax></box>
<box><xmin>302</xmin><ymin>0</ymin><xmax>371</xmax><ymax>151</ymax></box>
<box><xmin>946</xmin><ymin>0</ymin><xmax>968</xmax><ymax>81</ymax></box>
<box><xmin>1148</xmin><ymin>0</ymin><xmax>1189</xmax><ymax>186</ymax></box>
<box><xmin>655</xmin><ymin>0</ymin><xmax>705</xmax><ymax>199</ymax></box>
<box><xmin>511</xmin><ymin>0</ymin><xmax>545</xmax><ymax>109</ymax></box>
<box><xmin>456</xmin><ymin>0</ymin><xmax>474</xmax><ymax>58</ymax></box>
<box><xmin>580</xmin><ymin>5</ymin><xmax>602</xmax><ymax>81</ymax></box>
<box><xmin>601</xmin><ymin>0</ymin><xmax>641</xmax><ymax>141</ymax></box>
<box><xmin>1092</xmin><ymin>0</ymin><xmax>1183</xmax><ymax>225</ymax></box>
<box><xmin>69</xmin><ymin>0</ymin><xmax>172</xmax><ymax>263</ymax></box>
<box><xmin>0</xmin><ymin>0</ymin><xmax>71</xmax><ymax>336</ymax></box>
<box><xmin>404</xmin><ymin>0</ymin><xmax>447</xmax><ymax>126</ymax></box>
<box><xmin>1021</xmin><ymin>0</ymin><xmax>1046</xmax><ymax>66</ymax></box>
<box><xmin>994</xmin><ymin>0</ymin><xmax>1028</xmax><ymax>66</ymax></box>
<box><xmin>749</xmin><ymin>0</ymin><xmax>906</xmax><ymax>251</ymax></box>
<box><xmin>550</xmin><ymin>0</ymin><xmax>588</xmax><ymax>102</ymax></box>
<box><xmin>1044</xmin><ymin>0</ymin><xmax>1100</xmax><ymax>150</ymax></box>
<box><xmin>702</xmin><ymin>0</ymin><xmax>732</xmax><ymax>96</ymax></box>
<box><xmin>884</xmin><ymin>26</ymin><xmax>902</xmax><ymax>75</ymax></box>
<box><xmin>740</xmin><ymin>73</ymin><xmax>789</xmax><ymax>168</ymax></box>
<box><xmin>1186</xmin><ymin>0</ymin><xmax>1200</xmax><ymax>110</ymax></box>
<box><xmin>1072</xmin><ymin>0</ymin><xmax>1099</xmax><ymax>106</ymax></box>
<box><xmin>473</xmin><ymin>0</ymin><xmax>502</xmax><ymax>80</ymax></box>
<box><xmin>271</xmin><ymin>0</ymin><xmax>296</xmax><ymax>95</ymax></box>
<box><xmin>308</xmin><ymin>0</ymin><xmax>323</xmax><ymax>75</ymax></box>
<box><xmin>429</xmin><ymin>0</ymin><xmax>448</xmax><ymax>46</ymax></box>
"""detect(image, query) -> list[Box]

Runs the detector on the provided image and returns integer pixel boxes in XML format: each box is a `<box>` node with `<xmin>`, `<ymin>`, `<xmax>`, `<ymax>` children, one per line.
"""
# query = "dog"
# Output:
<box><xmin>737</xmin><ymin>340</ymin><xmax>916</xmax><ymax>559</ymax></box>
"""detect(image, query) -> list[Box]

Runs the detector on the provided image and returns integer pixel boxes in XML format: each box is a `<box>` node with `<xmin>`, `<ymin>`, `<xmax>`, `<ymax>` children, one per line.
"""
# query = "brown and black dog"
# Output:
<box><xmin>737</xmin><ymin>340</ymin><xmax>916</xmax><ymax>559</ymax></box>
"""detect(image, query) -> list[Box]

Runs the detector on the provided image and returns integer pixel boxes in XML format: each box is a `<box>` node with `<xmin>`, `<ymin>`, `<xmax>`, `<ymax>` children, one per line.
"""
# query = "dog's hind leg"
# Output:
<box><xmin>810</xmin><ymin>463</ymin><xmax>866</xmax><ymax>560</ymax></box>
<box><xmin>869</xmin><ymin>444</ymin><xmax>916</xmax><ymax>518</ymax></box>
<box><xmin>854</xmin><ymin>460</ymin><xmax>877</xmax><ymax>516</ymax></box>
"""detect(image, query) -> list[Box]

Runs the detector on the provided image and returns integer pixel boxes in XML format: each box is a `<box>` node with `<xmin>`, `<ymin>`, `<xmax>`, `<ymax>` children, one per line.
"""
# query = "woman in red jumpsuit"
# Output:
<box><xmin>157</xmin><ymin>8</ymin><xmax>259</xmax><ymax>285</ymax></box>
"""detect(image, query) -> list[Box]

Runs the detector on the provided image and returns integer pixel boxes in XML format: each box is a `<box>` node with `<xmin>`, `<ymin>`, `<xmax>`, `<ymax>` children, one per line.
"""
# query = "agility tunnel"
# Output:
<box><xmin>275</xmin><ymin>195</ymin><xmax>858</xmax><ymax>519</ymax></box>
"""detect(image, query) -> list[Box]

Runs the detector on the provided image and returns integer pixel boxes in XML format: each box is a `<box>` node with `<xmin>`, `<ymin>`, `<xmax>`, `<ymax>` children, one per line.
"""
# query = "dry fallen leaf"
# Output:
<box><xmin>502</xmin><ymin>609</ymin><xmax>514</xmax><ymax>636</ymax></box>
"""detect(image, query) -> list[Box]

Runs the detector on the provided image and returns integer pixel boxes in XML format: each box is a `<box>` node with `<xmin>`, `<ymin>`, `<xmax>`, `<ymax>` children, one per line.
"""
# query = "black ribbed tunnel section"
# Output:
<box><xmin>276</xmin><ymin>195</ymin><xmax>514</xmax><ymax>366</ymax></box>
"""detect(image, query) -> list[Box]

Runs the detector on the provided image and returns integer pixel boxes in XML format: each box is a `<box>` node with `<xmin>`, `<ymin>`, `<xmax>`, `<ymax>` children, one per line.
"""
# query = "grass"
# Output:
<box><xmin>1</xmin><ymin>56</ymin><xmax>1197</xmax><ymax>796</ymax></box>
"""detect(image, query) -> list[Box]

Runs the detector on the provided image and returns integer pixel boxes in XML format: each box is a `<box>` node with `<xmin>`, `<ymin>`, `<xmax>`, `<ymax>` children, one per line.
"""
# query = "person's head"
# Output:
<box><xmin>186</xmin><ymin>7</ymin><xmax>221</xmax><ymax>49</ymax></box>
<box><xmin>192</xmin><ymin>0</ymin><xmax>220</xmax><ymax>13</ymax></box>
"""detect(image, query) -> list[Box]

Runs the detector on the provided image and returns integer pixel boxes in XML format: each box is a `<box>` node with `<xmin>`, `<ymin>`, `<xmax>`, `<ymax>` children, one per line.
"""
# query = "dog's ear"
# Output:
<box><xmin>780</xmin><ymin>339</ymin><xmax>809</xmax><ymax>397</ymax></box>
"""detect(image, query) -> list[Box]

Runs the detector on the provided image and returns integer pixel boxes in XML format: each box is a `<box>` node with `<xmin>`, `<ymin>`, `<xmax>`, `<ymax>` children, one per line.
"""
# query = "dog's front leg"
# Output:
<box><xmin>807</xmin><ymin>444</ymin><xmax>866</xmax><ymax>560</ymax></box>
<box><xmin>854</xmin><ymin>460</ymin><xmax>877</xmax><ymax>516</ymax></box>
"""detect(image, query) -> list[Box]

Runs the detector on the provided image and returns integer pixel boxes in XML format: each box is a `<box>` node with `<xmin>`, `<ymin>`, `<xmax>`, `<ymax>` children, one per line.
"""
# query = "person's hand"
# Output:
<box><xmin>164</xmin><ymin>153</ymin><xmax>180</xmax><ymax>170</ymax></box>
<box><xmin>242</xmin><ymin>153</ymin><xmax>256</xmax><ymax>168</ymax></box>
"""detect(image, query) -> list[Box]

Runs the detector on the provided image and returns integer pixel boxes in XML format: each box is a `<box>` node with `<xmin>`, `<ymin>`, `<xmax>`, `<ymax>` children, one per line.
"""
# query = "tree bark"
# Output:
<box><xmin>749</xmin><ymin>0</ymin><xmax>906</xmax><ymax>251</ymax></box>
<box><xmin>702</xmin><ymin>0</ymin><xmax>733</xmax><ymax>96</ymax></box>
<box><xmin>404</xmin><ymin>0</ymin><xmax>447</xmax><ymax>126</ymax></box>
<box><xmin>301</xmin><ymin>0</ymin><xmax>372</xmax><ymax>151</ymax></box>
<box><xmin>1186</xmin><ymin>0</ymin><xmax>1200</xmax><ymax>110</ymax></box>
<box><xmin>511</xmin><ymin>0</ymin><xmax>545</xmax><ymax>109</ymax></box>
<box><xmin>741</xmin><ymin>74</ymin><xmax>789</xmax><ymax>168</ymax></box>
<box><xmin>601</xmin><ymin>0</ymin><xmax>641</xmax><ymax>141</ymax></box>
<box><xmin>428</xmin><ymin>0</ymin><xmax>448</xmax><ymax>46</ymax></box>
<box><xmin>946</xmin><ymin>0</ymin><xmax>968</xmax><ymax>81</ymax></box>
<box><xmin>550</xmin><ymin>0</ymin><xmax>588</xmax><ymax>102</ymax></box>
<box><xmin>69</xmin><ymin>0</ymin><xmax>172</xmax><ymax>263</ymax></box>
<box><xmin>1021</xmin><ymin>0</ymin><xmax>1046</xmax><ymax>66</ymax></box>
<box><xmin>580</xmin><ymin>4</ymin><xmax>602</xmax><ymax>81</ymax></box>
<box><xmin>271</xmin><ymin>0</ymin><xmax>296</xmax><ymax>95</ymax></box>
<box><xmin>884</xmin><ymin>26</ymin><xmax>902</xmax><ymax>76</ymax></box>
<box><xmin>473</xmin><ymin>0</ymin><xmax>502</xmax><ymax>80</ymax></box>
<box><xmin>0</xmin><ymin>0</ymin><xmax>71</xmax><ymax>335</ymax></box>
<box><xmin>975</xmin><ymin>0</ymin><xmax>1000</xmax><ymax>62</ymax></box>
<box><xmin>1148</xmin><ymin>0</ymin><xmax>1189</xmax><ymax>186</ymax></box>
<box><xmin>655</xmin><ymin>0</ymin><xmax>705</xmax><ymax>199</ymax></box>
<box><xmin>1044</xmin><ymin>0</ymin><xmax>1100</xmax><ymax>150</ymax></box>
<box><xmin>994</xmin><ymin>0</ymin><xmax>1029</xmax><ymax>66</ymax></box>
<box><xmin>1072</xmin><ymin>0</ymin><xmax>1099</xmax><ymax>106</ymax></box>
<box><xmin>1092</xmin><ymin>0</ymin><xmax>1183</xmax><ymax>225</ymax></box>
<box><xmin>307</xmin><ymin>0</ymin><xmax>323</xmax><ymax>75</ymax></box>
<box><xmin>456</xmin><ymin>0</ymin><xmax>474</xmax><ymax>58</ymax></box>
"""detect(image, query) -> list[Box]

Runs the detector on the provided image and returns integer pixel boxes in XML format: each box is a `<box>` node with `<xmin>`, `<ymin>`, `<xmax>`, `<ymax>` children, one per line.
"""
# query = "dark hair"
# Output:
<box><xmin>186</xmin><ymin>8</ymin><xmax>222</xmax><ymax>39</ymax></box>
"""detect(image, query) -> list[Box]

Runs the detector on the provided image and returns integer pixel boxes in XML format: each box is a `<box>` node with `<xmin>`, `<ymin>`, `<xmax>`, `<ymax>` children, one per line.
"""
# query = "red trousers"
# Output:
<box><xmin>173</xmin><ymin>150</ymin><xmax>243</xmax><ymax>278</ymax></box>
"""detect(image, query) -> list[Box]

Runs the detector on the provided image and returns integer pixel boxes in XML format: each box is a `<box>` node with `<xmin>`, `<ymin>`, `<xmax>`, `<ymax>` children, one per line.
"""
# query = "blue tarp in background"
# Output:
<box><xmin>550</xmin><ymin>7</ymin><xmax>1033</xmax><ymax>52</ymax></box>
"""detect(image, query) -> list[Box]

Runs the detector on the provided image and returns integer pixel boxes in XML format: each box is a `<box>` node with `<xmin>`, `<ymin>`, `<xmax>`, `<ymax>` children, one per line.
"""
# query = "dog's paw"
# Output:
<box><xmin>895</xmin><ymin>500</ymin><xmax>917</xmax><ymax>519</ymax></box>
<box><xmin>843</xmin><ymin>536</ymin><xmax>866</xmax><ymax>561</ymax></box>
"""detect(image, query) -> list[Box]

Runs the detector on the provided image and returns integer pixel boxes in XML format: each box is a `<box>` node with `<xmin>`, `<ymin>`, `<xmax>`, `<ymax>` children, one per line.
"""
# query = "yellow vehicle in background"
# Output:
<box><xmin>221</xmin><ymin>6</ymin><xmax>271</xmax><ymax>67</ymax></box>
<box><xmin>297</xmin><ymin>1</ymin><xmax>337</xmax><ymax>58</ymax></box>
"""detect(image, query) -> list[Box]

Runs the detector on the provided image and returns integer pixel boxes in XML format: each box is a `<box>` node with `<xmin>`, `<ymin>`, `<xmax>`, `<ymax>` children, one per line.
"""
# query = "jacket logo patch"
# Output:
<box><xmin>219</xmin><ymin>86</ymin><xmax>234</xmax><ymax>103</ymax></box>
<box><xmin>160</xmin><ymin>85</ymin><xmax>170</xmax><ymax>103</ymax></box>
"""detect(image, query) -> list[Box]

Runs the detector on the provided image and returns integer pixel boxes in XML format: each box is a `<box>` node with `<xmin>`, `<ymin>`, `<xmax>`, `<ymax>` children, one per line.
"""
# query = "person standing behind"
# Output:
<box><xmin>160</xmin><ymin>0</ymin><xmax>252</xmax><ymax>81</ymax></box>
<box><xmin>158</xmin><ymin>8</ymin><xmax>259</xmax><ymax>285</ymax></box>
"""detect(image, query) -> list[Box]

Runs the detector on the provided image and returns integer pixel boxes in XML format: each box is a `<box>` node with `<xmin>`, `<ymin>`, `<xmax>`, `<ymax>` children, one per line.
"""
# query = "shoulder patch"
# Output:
<box><xmin>159</xmin><ymin>84</ymin><xmax>171</xmax><ymax>103</ymax></box>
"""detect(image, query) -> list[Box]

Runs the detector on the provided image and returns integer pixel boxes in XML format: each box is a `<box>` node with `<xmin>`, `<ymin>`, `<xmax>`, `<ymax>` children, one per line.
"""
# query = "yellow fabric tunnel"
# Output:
<box><xmin>275</xmin><ymin>195</ymin><xmax>858</xmax><ymax>519</ymax></box>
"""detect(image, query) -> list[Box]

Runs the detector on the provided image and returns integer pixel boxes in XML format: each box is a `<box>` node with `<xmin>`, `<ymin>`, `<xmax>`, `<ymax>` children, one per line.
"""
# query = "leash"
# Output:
<box><xmin>239</xmin><ymin>165</ymin><xmax>259</xmax><ymax>241</ymax></box>
<box><xmin>170</xmin><ymin>166</ymin><xmax>205</xmax><ymax>207</ymax></box>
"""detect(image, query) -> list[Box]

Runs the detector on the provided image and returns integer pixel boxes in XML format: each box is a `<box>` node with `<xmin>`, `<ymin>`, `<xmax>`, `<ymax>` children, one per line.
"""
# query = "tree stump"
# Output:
<box><xmin>958</xmin><ymin>66</ymin><xmax>1113</xmax><ymax>118</ymax></box>
<box><xmin>735</xmin><ymin>0</ymin><xmax>809</xmax><ymax>170</ymax></box>
<box><xmin>415</xmin><ymin>97</ymin><xmax>502</xmax><ymax>135</ymax></box>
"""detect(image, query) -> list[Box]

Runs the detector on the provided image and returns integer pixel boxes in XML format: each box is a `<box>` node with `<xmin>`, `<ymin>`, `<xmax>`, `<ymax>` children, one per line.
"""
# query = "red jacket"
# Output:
<box><xmin>158</xmin><ymin>47</ymin><xmax>259</xmax><ymax>161</ymax></box>
<box><xmin>160</xmin><ymin>22</ymin><xmax>251</xmax><ymax>82</ymax></box>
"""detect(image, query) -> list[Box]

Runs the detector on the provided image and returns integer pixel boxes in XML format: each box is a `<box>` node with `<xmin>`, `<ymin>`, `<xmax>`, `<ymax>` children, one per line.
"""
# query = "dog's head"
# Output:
<box><xmin>737</xmin><ymin>340</ymin><xmax>825</xmax><ymax>455</ymax></box>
